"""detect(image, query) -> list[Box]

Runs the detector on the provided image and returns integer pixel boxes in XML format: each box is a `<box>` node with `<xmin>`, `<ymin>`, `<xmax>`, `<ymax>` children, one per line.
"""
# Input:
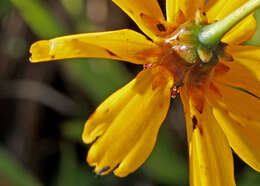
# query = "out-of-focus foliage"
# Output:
<box><xmin>144</xmin><ymin>129</ymin><xmax>188</xmax><ymax>185</ymax></box>
<box><xmin>246</xmin><ymin>10</ymin><xmax>260</xmax><ymax>45</ymax></box>
<box><xmin>0</xmin><ymin>147</ymin><xmax>42</xmax><ymax>186</ymax></box>
<box><xmin>0</xmin><ymin>0</ymin><xmax>259</xmax><ymax>185</ymax></box>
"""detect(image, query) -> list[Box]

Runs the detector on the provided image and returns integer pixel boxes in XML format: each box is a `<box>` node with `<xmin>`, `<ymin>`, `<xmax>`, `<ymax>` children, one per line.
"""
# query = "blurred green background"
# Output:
<box><xmin>0</xmin><ymin>0</ymin><xmax>259</xmax><ymax>186</ymax></box>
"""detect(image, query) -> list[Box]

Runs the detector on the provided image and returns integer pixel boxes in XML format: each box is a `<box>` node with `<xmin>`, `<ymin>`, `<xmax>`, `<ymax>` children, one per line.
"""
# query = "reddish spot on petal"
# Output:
<box><xmin>106</xmin><ymin>49</ymin><xmax>119</xmax><ymax>57</ymax></box>
<box><xmin>234</xmin><ymin>120</ymin><xmax>242</xmax><ymax>127</ymax></box>
<box><xmin>189</xmin><ymin>87</ymin><xmax>204</xmax><ymax>114</ymax></box>
<box><xmin>152</xmin><ymin>75</ymin><xmax>166</xmax><ymax>90</ymax></box>
<box><xmin>214</xmin><ymin>63</ymin><xmax>230</xmax><ymax>77</ymax></box>
<box><xmin>136</xmin><ymin>47</ymin><xmax>163</xmax><ymax>62</ymax></box>
<box><xmin>198</xmin><ymin>124</ymin><xmax>203</xmax><ymax>135</ymax></box>
<box><xmin>209</xmin><ymin>83</ymin><xmax>222</xmax><ymax>97</ymax></box>
<box><xmin>195</xmin><ymin>103</ymin><xmax>204</xmax><ymax>114</ymax></box>
<box><xmin>174</xmin><ymin>10</ymin><xmax>186</xmax><ymax>25</ymax></box>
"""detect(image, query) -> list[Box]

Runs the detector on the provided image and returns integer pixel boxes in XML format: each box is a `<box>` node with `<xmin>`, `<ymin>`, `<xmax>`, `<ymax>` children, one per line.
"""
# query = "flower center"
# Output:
<box><xmin>158</xmin><ymin>19</ymin><xmax>227</xmax><ymax>98</ymax></box>
<box><xmin>144</xmin><ymin>0</ymin><xmax>260</xmax><ymax>110</ymax></box>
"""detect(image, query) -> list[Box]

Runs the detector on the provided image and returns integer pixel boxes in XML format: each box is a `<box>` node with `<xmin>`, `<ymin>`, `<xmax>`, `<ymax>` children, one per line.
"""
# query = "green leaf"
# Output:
<box><xmin>9</xmin><ymin>0</ymin><xmax>68</xmax><ymax>38</ymax></box>
<box><xmin>62</xmin><ymin>119</ymin><xmax>85</xmax><ymax>142</ymax></box>
<box><xmin>0</xmin><ymin>147</ymin><xmax>42</xmax><ymax>186</ymax></box>
<box><xmin>55</xmin><ymin>143</ymin><xmax>100</xmax><ymax>186</ymax></box>
<box><xmin>238</xmin><ymin>166</ymin><xmax>260</xmax><ymax>186</ymax></box>
<box><xmin>0</xmin><ymin>0</ymin><xmax>11</xmax><ymax>18</ymax></box>
<box><xmin>245</xmin><ymin>9</ymin><xmax>260</xmax><ymax>46</ymax></box>
<box><xmin>144</xmin><ymin>130</ymin><xmax>188</xmax><ymax>185</ymax></box>
<box><xmin>10</xmin><ymin>0</ymin><xmax>132</xmax><ymax>103</ymax></box>
<box><xmin>64</xmin><ymin>59</ymin><xmax>131</xmax><ymax>103</ymax></box>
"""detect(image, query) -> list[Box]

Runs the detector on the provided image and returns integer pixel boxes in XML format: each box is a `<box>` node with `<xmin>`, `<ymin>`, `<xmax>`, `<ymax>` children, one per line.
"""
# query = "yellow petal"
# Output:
<box><xmin>212</xmin><ymin>107</ymin><xmax>260</xmax><ymax>172</ymax></box>
<box><xmin>214</xmin><ymin>45</ymin><xmax>260</xmax><ymax>97</ymax></box>
<box><xmin>208</xmin><ymin>83</ymin><xmax>260</xmax><ymax>172</ymax></box>
<box><xmin>166</xmin><ymin>0</ymin><xmax>205</xmax><ymax>22</ymax></box>
<box><xmin>222</xmin><ymin>14</ymin><xmax>256</xmax><ymax>44</ymax></box>
<box><xmin>30</xmin><ymin>29</ymin><xmax>162</xmax><ymax>64</ymax></box>
<box><xmin>83</xmin><ymin>66</ymin><xmax>173</xmax><ymax>177</ymax></box>
<box><xmin>112</xmin><ymin>0</ymin><xmax>172</xmax><ymax>41</ymax></box>
<box><xmin>206</xmin><ymin>0</ymin><xmax>249</xmax><ymax>21</ymax></box>
<box><xmin>206</xmin><ymin>1</ymin><xmax>256</xmax><ymax>44</ymax></box>
<box><xmin>210</xmin><ymin>82</ymin><xmax>260</xmax><ymax>122</ymax></box>
<box><xmin>181</xmin><ymin>90</ymin><xmax>236</xmax><ymax>186</ymax></box>
<box><xmin>226</xmin><ymin>45</ymin><xmax>260</xmax><ymax>82</ymax></box>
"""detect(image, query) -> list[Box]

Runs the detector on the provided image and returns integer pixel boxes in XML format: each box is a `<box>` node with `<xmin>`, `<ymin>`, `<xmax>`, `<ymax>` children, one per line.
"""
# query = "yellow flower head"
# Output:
<box><xmin>30</xmin><ymin>0</ymin><xmax>260</xmax><ymax>185</ymax></box>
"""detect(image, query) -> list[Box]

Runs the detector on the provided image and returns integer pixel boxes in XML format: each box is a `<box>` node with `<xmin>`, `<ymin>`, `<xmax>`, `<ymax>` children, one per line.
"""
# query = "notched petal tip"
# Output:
<box><xmin>95</xmin><ymin>166</ymin><xmax>111</xmax><ymax>176</ymax></box>
<box><xmin>82</xmin><ymin>128</ymin><xmax>92</xmax><ymax>144</ymax></box>
<box><xmin>114</xmin><ymin>167</ymin><xmax>131</xmax><ymax>178</ymax></box>
<box><xmin>83</xmin><ymin>66</ymin><xmax>173</xmax><ymax>178</ymax></box>
<box><xmin>82</xmin><ymin>120</ymin><xmax>104</xmax><ymax>145</ymax></box>
<box><xmin>29</xmin><ymin>40</ymin><xmax>52</xmax><ymax>63</ymax></box>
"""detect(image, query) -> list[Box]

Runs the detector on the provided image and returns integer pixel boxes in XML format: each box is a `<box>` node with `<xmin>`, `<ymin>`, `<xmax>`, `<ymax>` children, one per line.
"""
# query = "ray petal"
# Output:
<box><xmin>181</xmin><ymin>89</ymin><xmax>236</xmax><ymax>186</ymax></box>
<box><xmin>214</xmin><ymin>45</ymin><xmax>260</xmax><ymax>98</ymax></box>
<box><xmin>206</xmin><ymin>0</ymin><xmax>256</xmax><ymax>44</ymax></box>
<box><xmin>166</xmin><ymin>0</ymin><xmax>205</xmax><ymax>22</ymax></box>
<box><xmin>30</xmin><ymin>29</ymin><xmax>162</xmax><ymax>64</ymax></box>
<box><xmin>208</xmin><ymin>83</ymin><xmax>260</xmax><ymax>172</ymax></box>
<box><xmin>83</xmin><ymin>66</ymin><xmax>173</xmax><ymax>176</ymax></box>
<box><xmin>112</xmin><ymin>0</ymin><xmax>174</xmax><ymax>41</ymax></box>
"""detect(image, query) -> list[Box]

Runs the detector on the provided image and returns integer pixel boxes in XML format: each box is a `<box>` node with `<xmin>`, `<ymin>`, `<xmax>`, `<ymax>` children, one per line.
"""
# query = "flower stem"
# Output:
<box><xmin>198</xmin><ymin>0</ymin><xmax>260</xmax><ymax>47</ymax></box>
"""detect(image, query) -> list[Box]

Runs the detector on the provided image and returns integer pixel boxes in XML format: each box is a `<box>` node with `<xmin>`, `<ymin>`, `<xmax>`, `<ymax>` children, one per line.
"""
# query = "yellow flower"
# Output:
<box><xmin>30</xmin><ymin>0</ymin><xmax>260</xmax><ymax>185</ymax></box>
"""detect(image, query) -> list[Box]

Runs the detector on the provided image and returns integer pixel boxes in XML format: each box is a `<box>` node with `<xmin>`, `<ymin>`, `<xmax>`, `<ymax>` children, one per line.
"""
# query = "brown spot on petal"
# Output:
<box><xmin>192</xmin><ymin>116</ymin><xmax>198</xmax><ymax>130</ymax></box>
<box><xmin>139</xmin><ymin>12</ymin><xmax>174</xmax><ymax>37</ymax></box>
<box><xmin>156</xmin><ymin>23</ymin><xmax>166</xmax><ymax>32</ymax></box>
<box><xmin>191</xmin><ymin>115</ymin><xmax>203</xmax><ymax>135</ymax></box>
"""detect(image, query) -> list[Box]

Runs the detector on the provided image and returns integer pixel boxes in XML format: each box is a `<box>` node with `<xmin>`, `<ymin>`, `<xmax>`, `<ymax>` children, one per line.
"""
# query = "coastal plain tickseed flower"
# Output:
<box><xmin>30</xmin><ymin>0</ymin><xmax>260</xmax><ymax>185</ymax></box>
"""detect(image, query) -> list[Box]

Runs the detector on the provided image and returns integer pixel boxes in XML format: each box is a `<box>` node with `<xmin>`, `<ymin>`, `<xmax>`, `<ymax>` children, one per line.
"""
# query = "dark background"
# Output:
<box><xmin>0</xmin><ymin>0</ymin><xmax>260</xmax><ymax>185</ymax></box>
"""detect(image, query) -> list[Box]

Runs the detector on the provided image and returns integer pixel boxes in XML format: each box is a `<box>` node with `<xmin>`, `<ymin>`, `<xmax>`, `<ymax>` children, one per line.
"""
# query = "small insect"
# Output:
<box><xmin>171</xmin><ymin>86</ymin><xmax>180</xmax><ymax>99</ymax></box>
<box><xmin>143</xmin><ymin>63</ymin><xmax>155</xmax><ymax>69</ymax></box>
<box><xmin>96</xmin><ymin>166</ymin><xmax>110</xmax><ymax>175</ymax></box>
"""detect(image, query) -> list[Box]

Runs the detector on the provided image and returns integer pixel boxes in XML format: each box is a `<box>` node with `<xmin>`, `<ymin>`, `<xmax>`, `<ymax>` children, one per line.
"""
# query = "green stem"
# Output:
<box><xmin>198</xmin><ymin>0</ymin><xmax>260</xmax><ymax>47</ymax></box>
